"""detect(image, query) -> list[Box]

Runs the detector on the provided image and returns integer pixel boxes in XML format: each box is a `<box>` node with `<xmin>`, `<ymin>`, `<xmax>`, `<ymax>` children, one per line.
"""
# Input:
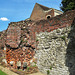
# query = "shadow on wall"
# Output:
<box><xmin>66</xmin><ymin>18</ymin><xmax>75</xmax><ymax>75</ymax></box>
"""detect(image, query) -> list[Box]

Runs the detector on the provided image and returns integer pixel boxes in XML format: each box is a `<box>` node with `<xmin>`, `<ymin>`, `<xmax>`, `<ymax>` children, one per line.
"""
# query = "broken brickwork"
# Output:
<box><xmin>30</xmin><ymin>10</ymin><xmax>75</xmax><ymax>34</ymax></box>
<box><xmin>6</xmin><ymin>25</ymin><xmax>21</xmax><ymax>48</ymax></box>
<box><xmin>0</xmin><ymin>31</ymin><xmax>7</xmax><ymax>57</ymax></box>
<box><xmin>5</xmin><ymin>20</ymin><xmax>36</xmax><ymax>68</ymax></box>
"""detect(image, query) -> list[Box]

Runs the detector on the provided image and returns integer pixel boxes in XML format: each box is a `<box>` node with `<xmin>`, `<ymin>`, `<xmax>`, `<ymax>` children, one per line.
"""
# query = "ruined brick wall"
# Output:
<box><xmin>6</xmin><ymin>25</ymin><xmax>21</xmax><ymax>48</ymax></box>
<box><xmin>0</xmin><ymin>31</ymin><xmax>6</xmax><ymax>57</ymax></box>
<box><xmin>30</xmin><ymin>10</ymin><xmax>75</xmax><ymax>34</ymax></box>
<box><xmin>6</xmin><ymin>47</ymin><xmax>35</xmax><ymax>69</ymax></box>
<box><xmin>0</xmin><ymin>32</ymin><xmax>3</xmax><ymax>57</ymax></box>
<box><xmin>0</xmin><ymin>10</ymin><xmax>75</xmax><ymax>70</ymax></box>
<box><xmin>5</xmin><ymin>20</ymin><xmax>35</xmax><ymax>69</ymax></box>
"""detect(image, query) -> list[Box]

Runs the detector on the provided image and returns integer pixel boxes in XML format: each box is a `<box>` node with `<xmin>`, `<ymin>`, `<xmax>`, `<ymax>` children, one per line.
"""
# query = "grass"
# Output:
<box><xmin>27</xmin><ymin>67</ymin><xmax>30</xmax><ymax>70</ymax></box>
<box><xmin>0</xmin><ymin>70</ymin><xmax>7</xmax><ymax>75</ymax></box>
<box><xmin>27</xmin><ymin>64</ymin><xmax>37</xmax><ymax>70</ymax></box>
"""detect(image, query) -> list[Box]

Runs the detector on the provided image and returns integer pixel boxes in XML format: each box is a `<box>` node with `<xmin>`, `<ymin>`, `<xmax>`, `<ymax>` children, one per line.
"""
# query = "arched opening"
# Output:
<box><xmin>47</xmin><ymin>16</ymin><xmax>50</xmax><ymax>19</ymax></box>
<box><xmin>46</xmin><ymin>15</ymin><xmax>51</xmax><ymax>19</ymax></box>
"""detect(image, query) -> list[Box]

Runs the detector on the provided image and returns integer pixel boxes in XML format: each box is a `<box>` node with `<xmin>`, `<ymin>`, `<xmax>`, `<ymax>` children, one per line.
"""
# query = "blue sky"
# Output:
<box><xmin>0</xmin><ymin>0</ymin><xmax>62</xmax><ymax>31</ymax></box>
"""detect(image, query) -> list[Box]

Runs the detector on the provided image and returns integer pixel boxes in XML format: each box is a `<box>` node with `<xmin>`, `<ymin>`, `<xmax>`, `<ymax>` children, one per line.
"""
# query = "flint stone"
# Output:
<box><xmin>31</xmin><ymin>62</ymin><xmax>36</xmax><ymax>66</ymax></box>
<box><xmin>2</xmin><ymin>59</ymin><xmax>7</xmax><ymax>64</ymax></box>
<box><xmin>4</xmin><ymin>47</ymin><xmax>6</xmax><ymax>50</ymax></box>
<box><xmin>23</xmin><ymin>62</ymin><xmax>27</xmax><ymax>67</ymax></box>
<box><xmin>10</xmin><ymin>61</ymin><xmax>14</xmax><ymax>65</ymax></box>
<box><xmin>17</xmin><ymin>61</ymin><xmax>21</xmax><ymax>66</ymax></box>
<box><xmin>30</xmin><ymin>59</ymin><xmax>33</xmax><ymax>63</ymax></box>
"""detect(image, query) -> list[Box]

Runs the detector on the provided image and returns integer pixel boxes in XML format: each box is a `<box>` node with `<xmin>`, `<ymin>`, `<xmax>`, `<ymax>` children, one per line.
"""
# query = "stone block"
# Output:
<box><xmin>10</xmin><ymin>61</ymin><xmax>14</xmax><ymax>65</ymax></box>
<box><xmin>2</xmin><ymin>59</ymin><xmax>7</xmax><ymax>64</ymax></box>
<box><xmin>17</xmin><ymin>61</ymin><xmax>21</xmax><ymax>67</ymax></box>
<box><xmin>23</xmin><ymin>62</ymin><xmax>27</xmax><ymax>67</ymax></box>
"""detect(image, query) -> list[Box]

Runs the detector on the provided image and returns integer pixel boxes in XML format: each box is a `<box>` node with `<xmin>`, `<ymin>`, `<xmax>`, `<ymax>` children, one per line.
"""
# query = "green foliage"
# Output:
<box><xmin>60</xmin><ymin>0</ymin><xmax>75</xmax><ymax>12</ymax></box>
<box><xmin>36</xmin><ymin>39</ymin><xmax>39</xmax><ymax>42</ymax></box>
<box><xmin>18</xmin><ymin>69</ymin><xmax>22</xmax><ymax>71</ymax></box>
<box><xmin>27</xmin><ymin>64</ymin><xmax>37</xmax><ymax>70</ymax></box>
<box><xmin>50</xmin><ymin>66</ymin><xmax>52</xmax><ymax>70</ymax></box>
<box><xmin>34</xmin><ymin>62</ymin><xmax>37</xmax><ymax>64</ymax></box>
<box><xmin>0</xmin><ymin>37</ymin><xmax>2</xmax><ymax>40</ymax></box>
<box><xmin>47</xmin><ymin>70</ymin><xmax>50</xmax><ymax>75</ymax></box>
<box><xmin>61</xmin><ymin>35</ymin><xmax>65</xmax><ymax>40</ymax></box>
<box><xmin>21</xmin><ymin>39</ymin><xmax>23</xmax><ymax>43</ymax></box>
<box><xmin>33</xmin><ymin>64</ymin><xmax>37</xmax><ymax>67</ymax></box>
<box><xmin>27</xmin><ymin>67</ymin><xmax>30</xmax><ymax>70</ymax></box>
<box><xmin>24</xmin><ymin>40</ymin><xmax>28</xmax><ymax>43</ymax></box>
<box><xmin>21</xmin><ymin>39</ymin><xmax>28</xmax><ymax>44</ymax></box>
<box><xmin>0</xmin><ymin>70</ymin><xmax>7</xmax><ymax>75</ymax></box>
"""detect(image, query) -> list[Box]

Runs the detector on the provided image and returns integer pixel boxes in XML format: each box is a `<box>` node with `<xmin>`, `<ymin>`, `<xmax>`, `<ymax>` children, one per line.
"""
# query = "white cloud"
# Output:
<box><xmin>0</xmin><ymin>17</ymin><xmax>9</xmax><ymax>21</ymax></box>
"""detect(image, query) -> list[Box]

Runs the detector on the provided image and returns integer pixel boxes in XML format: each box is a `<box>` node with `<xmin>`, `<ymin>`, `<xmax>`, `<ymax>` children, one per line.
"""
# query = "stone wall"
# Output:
<box><xmin>35</xmin><ymin>19</ymin><xmax>75</xmax><ymax>75</ymax></box>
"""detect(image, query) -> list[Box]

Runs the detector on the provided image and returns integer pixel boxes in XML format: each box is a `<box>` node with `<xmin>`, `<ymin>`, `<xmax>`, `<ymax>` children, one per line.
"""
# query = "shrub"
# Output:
<box><xmin>47</xmin><ymin>70</ymin><xmax>50</xmax><ymax>75</ymax></box>
<box><xmin>61</xmin><ymin>35</ymin><xmax>65</xmax><ymax>40</ymax></box>
<box><xmin>36</xmin><ymin>39</ymin><xmax>39</xmax><ymax>42</ymax></box>
<box><xmin>20</xmin><ymin>39</ymin><xmax>23</xmax><ymax>43</ymax></box>
<box><xmin>24</xmin><ymin>40</ymin><xmax>28</xmax><ymax>43</ymax></box>
<box><xmin>34</xmin><ymin>62</ymin><xmax>37</xmax><ymax>64</ymax></box>
<box><xmin>33</xmin><ymin>65</ymin><xmax>37</xmax><ymax>67</ymax></box>
<box><xmin>50</xmin><ymin>66</ymin><xmax>52</xmax><ymax>70</ymax></box>
<box><xmin>27</xmin><ymin>67</ymin><xmax>30</xmax><ymax>70</ymax></box>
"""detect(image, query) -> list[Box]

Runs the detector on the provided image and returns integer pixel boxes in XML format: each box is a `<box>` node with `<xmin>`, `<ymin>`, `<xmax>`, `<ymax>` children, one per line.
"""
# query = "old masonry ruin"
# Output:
<box><xmin>0</xmin><ymin>3</ymin><xmax>75</xmax><ymax>75</ymax></box>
